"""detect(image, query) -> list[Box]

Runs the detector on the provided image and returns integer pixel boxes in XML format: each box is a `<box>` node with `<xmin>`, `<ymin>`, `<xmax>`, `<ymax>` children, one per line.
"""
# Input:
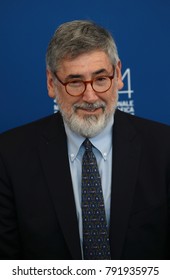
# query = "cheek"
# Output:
<box><xmin>104</xmin><ymin>91</ymin><xmax>118</xmax><ymax>114</ymax></box>
<box><xmin>104</xmin><ymin>89</ymin><xmax>118</xmax><ymax>106</ymax></box>
<box><xmin>110</xmin><ymin>83</ymin><xmax>119</xmax><ymax>102</ymax></box>
<box><xmin>56</xmin><ymin>93</ymin><xmax>75</xmax><ymax>113</ymax></box>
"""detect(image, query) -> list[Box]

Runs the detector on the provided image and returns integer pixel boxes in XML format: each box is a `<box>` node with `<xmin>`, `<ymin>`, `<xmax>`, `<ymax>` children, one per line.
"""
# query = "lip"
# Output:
<box><xmin>77</xmin><ymin>107</ymin><xmax>103</xmax><ymax>114</ymax></box>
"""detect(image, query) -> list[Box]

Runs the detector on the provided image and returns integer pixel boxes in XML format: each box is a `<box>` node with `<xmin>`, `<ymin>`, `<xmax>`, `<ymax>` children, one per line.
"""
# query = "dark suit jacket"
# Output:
<box><xmin>0</xmin><ymin>110</ymin><xmax>170</xmax><ymax>260</ymax></box>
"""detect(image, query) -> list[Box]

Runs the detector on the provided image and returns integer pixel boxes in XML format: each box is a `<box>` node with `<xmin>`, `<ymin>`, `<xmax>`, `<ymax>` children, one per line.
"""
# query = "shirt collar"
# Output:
<box><xmin>90</xmin><ymin>116</ymin><xmax>113</xmax><ymax>160</ymax></box>
<box><xmin>64</xmin><ymin>115</ymin><xmax>114</xmax><ymax>162</ymax></box>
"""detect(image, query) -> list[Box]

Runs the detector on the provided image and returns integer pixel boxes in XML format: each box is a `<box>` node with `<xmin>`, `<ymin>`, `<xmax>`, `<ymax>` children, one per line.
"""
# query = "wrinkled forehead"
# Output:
<box><xmin>57</xmin><ymin>50</ymin><xmax>113</xmax><ymax>73</ymax></box>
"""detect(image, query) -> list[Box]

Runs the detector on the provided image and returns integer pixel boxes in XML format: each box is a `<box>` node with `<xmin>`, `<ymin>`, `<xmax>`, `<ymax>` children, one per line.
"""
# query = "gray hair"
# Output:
<box><xmin>46</xmin><ymin>20</ymin><xmax>120</xmax><ymax>72</ymax></box>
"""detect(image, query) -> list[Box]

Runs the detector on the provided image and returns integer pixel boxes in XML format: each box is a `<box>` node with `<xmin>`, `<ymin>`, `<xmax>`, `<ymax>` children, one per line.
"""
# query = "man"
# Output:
<box><xmin>0</xmin><ymin>20</ymin><xmax>170</xmax><ymax>260</ymax></box>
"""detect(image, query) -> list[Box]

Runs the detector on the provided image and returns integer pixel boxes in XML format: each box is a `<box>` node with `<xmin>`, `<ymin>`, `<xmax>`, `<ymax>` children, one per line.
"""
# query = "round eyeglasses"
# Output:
<box><xmin>53</xmin><ymin>72</ymin><xmax>114</xmax><ymax>96</ymax></box>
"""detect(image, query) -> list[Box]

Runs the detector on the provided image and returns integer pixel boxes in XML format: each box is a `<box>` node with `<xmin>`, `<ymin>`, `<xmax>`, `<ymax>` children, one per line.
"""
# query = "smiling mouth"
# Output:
<box><xmin>80</xmin><ymin>107</ymin><xmax>101</xmax><ymax>111</ymax></box>
<box><xmin>74</xmin><ymin>103</ymin><xmax>105</xmax><ymax>113</ymax></box>
<box><xmin>77</xmin><ymin>107</ymin><xmax>104</xmax><ymax>115</ymax></box>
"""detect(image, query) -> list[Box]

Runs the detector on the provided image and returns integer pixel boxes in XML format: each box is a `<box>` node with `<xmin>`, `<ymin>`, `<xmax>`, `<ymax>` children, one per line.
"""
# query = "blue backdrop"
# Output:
<box><xmin>0</xmin><ymin>0</ymin><xmax>170</xmax><ymax>133</ymax></box>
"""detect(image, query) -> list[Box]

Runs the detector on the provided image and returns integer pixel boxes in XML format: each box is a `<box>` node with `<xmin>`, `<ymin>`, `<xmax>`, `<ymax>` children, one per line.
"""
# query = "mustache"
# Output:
<box><xmin>73</xmin><ymin>101</ymin><xmax>106</xmax><ymax>110</ymax></box>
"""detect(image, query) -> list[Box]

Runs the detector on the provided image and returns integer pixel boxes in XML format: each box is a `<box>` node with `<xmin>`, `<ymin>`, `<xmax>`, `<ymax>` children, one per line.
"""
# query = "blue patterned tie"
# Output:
<box><xmin>82</xmin><ymin>138</ymin><xmax>111</xmax><ymax>259</ymax></box>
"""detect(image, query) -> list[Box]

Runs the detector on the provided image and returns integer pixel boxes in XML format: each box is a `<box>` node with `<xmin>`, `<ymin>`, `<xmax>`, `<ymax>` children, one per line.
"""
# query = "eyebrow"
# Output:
<box><xmin>94</xmin><ymin>68</ymin><xmax>109</xmax><ymax>75</ymax></box>
<box><xmin>65</xmin><ymin>68</ymin><xmax>110</xmax><ymax>81</ymax></box>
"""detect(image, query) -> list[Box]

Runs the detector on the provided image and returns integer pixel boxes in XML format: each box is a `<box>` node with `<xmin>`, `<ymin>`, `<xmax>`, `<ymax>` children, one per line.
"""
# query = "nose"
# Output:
<box><xmin>82</xmin><ymin>83</ymin><xmax>99</xmax><ymax>103</ymax></box>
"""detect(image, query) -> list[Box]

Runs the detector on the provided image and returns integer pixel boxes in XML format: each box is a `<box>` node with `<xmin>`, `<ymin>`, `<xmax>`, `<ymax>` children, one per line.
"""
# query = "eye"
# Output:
<box><xmin>68</xmin><ymin>80</ymin><xmax>83</xmax><ymax>87</ymax></box>
<box><xmin>95</xmin><ymin>76</ymin><xmax>108</xmax><ymax>84</ymax></box>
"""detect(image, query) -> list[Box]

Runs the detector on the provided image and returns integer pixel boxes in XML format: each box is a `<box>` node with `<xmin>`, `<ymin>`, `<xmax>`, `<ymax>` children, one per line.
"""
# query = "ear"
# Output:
<box><xmin>116</xmin><ymin>60</ymin><xmax>124</xmax><ymax>90</ymax></box>
<box><xmin>46</xmin><ymin>69</ymin><xmax>56</xmax><ymax>98</ymax></box>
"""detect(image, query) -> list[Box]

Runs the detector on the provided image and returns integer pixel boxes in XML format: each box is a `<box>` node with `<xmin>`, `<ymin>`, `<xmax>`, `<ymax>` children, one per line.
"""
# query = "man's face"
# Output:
<box><xmin>47</xmin><ymin>50</ymin><xmax>123</xmax><ymax>137</ymax></box>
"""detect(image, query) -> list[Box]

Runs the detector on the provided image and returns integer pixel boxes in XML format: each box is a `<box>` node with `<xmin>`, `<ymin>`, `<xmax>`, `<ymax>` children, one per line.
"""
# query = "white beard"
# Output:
<box><xmin>57</xmin><ymin>99</ymin><xmax>117</xmax><ymax>138</ymax></box>
<box><xmin>65</xmin><ymin>112</ymin><xmax>109</xmax><ymax>138</ymax></box>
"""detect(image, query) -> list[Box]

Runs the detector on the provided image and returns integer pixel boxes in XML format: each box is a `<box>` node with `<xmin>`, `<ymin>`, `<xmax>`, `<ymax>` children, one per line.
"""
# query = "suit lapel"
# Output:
<box><xmin>110</xmin><ymin>110</ymin><xmax>142</xmax><ymax>259</ymax></box>
<box><xmin>38</xmin><ymin>113</ymin><xmax>82</xmax><ymax>259</ymax></box>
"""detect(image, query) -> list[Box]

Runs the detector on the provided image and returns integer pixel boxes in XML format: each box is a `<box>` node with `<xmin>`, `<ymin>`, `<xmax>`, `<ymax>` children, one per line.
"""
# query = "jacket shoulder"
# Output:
<box><xmin>0</xmin><ymin>113</ymin><xmax>64</xmax><ymax>154</ymax></box>
<box><xmin>115</xmin><ymin>110</ymin><xmax>170</xmax><ymax>134</ymax></box>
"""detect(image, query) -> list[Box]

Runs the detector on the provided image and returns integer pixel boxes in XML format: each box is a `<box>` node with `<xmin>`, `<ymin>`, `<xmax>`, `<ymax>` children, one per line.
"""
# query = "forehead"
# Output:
<box><xmin>58</xmin><ymin>51</ymin><xmax>112</xmax><ymax>75</ymax></box>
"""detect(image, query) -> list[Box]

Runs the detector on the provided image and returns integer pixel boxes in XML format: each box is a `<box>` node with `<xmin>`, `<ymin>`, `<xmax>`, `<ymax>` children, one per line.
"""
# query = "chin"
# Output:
<box><xmin>59</xmin><ymin>104</ymin><xmax>115</xmax><ymax>137</ymax></box>
<box><xmin>67</xmin><ymin>113</ymin><xmax>109</xmax><ymax>138</ymax></box>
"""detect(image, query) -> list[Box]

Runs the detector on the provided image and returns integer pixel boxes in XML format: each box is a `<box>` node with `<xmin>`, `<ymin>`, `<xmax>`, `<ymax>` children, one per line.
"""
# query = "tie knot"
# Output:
<box><xmin>83</xmin><ymin>138</ymin><xmax>92</xmax><ymax>152</ymax></box>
